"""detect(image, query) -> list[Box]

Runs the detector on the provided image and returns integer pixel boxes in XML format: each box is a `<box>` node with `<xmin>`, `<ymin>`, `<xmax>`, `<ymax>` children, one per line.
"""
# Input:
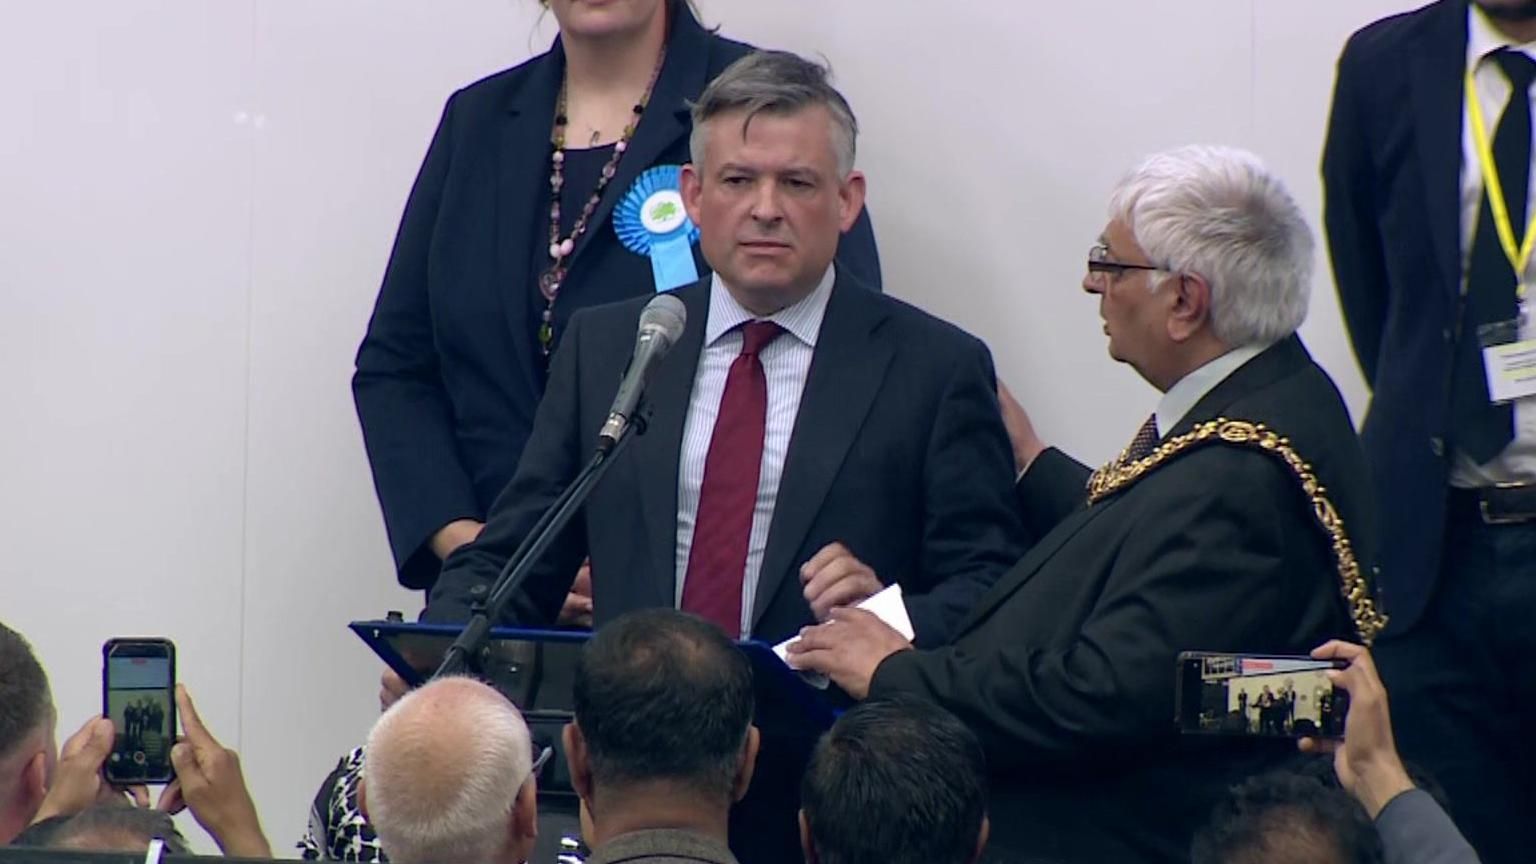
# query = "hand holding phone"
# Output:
<box><xmin>102</xmin><ymin>638</ymin><xmax>177</xmax><ymax>785</ymax></box>
<box><xmin>1298</xmin><ymin>641</ymin><xmax>1415</xmax><ymax>818</ymax></box>
<box><xmin>1176</xmin><ymin>651</ymin><xmax>1349</xmax><ymax>739</ymax></box>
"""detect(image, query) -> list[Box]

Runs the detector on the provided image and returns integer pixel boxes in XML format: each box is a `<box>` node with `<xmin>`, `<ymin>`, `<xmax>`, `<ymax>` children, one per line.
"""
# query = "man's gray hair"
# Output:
<box><xmin>1108</xmin><ymin>145</ymin><xmax>1314</xmax><ymax>347</ymax></box>
<box><xmin>365</xmin><ymin>676</ymin><xmax>533</xmax><ymax>864</ymax></box>
<box><xmin>689</xmin><ymin>50</ymin><xmax>859</xmax><ymax>176</ymax></box>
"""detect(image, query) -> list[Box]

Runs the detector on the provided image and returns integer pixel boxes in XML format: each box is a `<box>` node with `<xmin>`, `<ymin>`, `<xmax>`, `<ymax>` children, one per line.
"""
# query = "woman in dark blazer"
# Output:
<box><xmin>352</xmin><ymin>0</ymin><xmax>884</xmax><ymax>597</ymax></box>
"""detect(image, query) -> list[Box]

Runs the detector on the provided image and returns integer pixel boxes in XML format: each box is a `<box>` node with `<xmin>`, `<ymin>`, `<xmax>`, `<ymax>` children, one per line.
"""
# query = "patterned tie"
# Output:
<box><xmin>681</xmin><ymin>320</ymin><xmax>785</xmax><ymax>635</ymax></box>
<box><xmin>1454</xmin><ymin>48</ymin><xmax>1536</xmax><ymax>462</ymax></box>
<box><xmin>1125</xmin><ymin>414</ymin><xmax>1161</xmax><ymax>463</ymax></box>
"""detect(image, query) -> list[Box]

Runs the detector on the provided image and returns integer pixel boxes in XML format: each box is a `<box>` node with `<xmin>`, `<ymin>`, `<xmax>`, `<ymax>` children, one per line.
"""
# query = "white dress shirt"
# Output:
<box><xmin>1453</xmin><ymin>5</ymin><xmax>1536</xmax><ymax>486</ymax></box>
<box><xmin>674</xmin><ymin>267</ymin><xmax>834</xmax><ymax>638</ymax></box>
<box><xmin>1155</xmin><ymin>343</ymin><xmax>1270</xmax><ymax>436</ymax></box>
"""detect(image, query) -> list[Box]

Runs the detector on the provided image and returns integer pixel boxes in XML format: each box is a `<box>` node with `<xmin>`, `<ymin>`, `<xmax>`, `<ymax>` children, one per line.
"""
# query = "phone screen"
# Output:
<box><xmin>1176</xmin><ymin>652</ymin><xmax>1347</xmax><ymax>739</ymax></box>
<box><xmin>103</xmin><ymin>639</ymin><xmax>176</xmax><ymax>784</ymax></box>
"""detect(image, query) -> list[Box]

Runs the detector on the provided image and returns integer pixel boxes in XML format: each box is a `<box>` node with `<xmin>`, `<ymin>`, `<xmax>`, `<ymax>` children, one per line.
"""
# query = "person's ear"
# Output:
<box><xmin>837</xmin><ymin>171</ymin><xmax>867</xmax><ymax>233</ymax></box>
<box><xmin>681</xmin><ymin>162</ymin><xmax>704</xmax><ymax>226</ymax></box>
<box><xmin>1165</xmin><ymin>273</ymin><xmax>1213</xmax><ymax>343</ymax></box>
<box><xmin>21</xmin><ymin>749</ymin><xmax>49</xmax><ymax>815</ymax></box>
<box><xmin>563</xmin><ymin>723</ymin><xmax>595</xmax><ymax>805</ymax></box>
<box><xmin>508</xmin><ymin>778</ymin><xmax>539</xmax><ymax>864</ymax></box>
<box><xmin>798</xmin><ymin>810</ymin><xmax>819</xmax><ymax>864</ymax></box>
<box><xmin>970</xmin><ymin>815</ymin><xmax>991</xmax><ymax>864</ymax></box>
<box><xmin>731</xmin><ymin>726</ymin><xmax>761</xmax><ymax>803</ymax></box>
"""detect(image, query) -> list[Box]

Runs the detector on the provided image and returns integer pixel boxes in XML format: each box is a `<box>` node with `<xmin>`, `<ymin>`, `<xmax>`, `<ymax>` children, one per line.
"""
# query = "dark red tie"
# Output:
<box><xmin>1125</xmin><ymin>414</ymin><xmax>1160</xmax><ymax>463</ymax></box>
<box><xmin>681</xmin><ymin>320</ymin><xmax>784</xmax><ymax>635</ymax></box>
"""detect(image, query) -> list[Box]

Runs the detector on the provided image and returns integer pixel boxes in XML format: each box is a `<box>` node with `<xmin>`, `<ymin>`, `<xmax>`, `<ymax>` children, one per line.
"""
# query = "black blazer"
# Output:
<box><xmin>353</xmin><ymin>3</ymin><xmax>883</xmax><ymax>590</ymax></box>
<box><xmin>1323</xmin><ymin>0</ymin><xmax>1469</xmax><ymax>631</ymax></box>
<box><xmin>870</xmin><ymin>338</ymin><xmax>1373</xmax><ymax>864</ymax></box>
<box><xmin>421</xmin><ymin>273</ymin><xmax>1026</xmax><ymax>647</ymax></box>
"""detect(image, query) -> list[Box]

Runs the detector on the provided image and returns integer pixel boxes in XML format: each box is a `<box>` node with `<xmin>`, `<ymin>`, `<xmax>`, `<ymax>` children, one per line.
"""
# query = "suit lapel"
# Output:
<box><xmin>1410</xmin><ymin>0</ymin><xmax>1471</xmax><ymax>299</ymax></box>
<box><xmin>565</xmin><ymin>7</ymin><xmax>714</xmax><ymax>267</ymax></box>
<box><xmin>497</xmin><ymin>48</ymin><xmax>563</xmax><ymax>400</ymax></box>
<box><xmin>635</xmin><ymin>279</ymin><xmax>710</xmax><ymax>602</ymax></box>
<box><xmin>750</xmin><ymin>279</ymin><xmax>894</xmax><ymax>628</ymax></box>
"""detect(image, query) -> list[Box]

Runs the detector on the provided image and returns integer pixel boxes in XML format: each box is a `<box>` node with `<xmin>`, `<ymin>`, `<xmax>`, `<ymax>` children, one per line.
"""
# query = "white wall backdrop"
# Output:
<box><xmin>0</xmin><ymin>0</ymin><xmax>1417</xmax><ymax>853</ymax></box>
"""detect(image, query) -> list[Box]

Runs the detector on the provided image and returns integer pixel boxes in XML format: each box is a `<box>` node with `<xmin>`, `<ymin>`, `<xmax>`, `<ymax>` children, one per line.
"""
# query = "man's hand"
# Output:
<box><xmin>1298</xmin><ymin>641</ymin><xmax>1415</xmax><ymax>819</ymax></box>
<box><xmin>800</xmin><ymin>543</ymin><xmax>883</xmax><ymax>622</ymax></box>
<box><xmin>558</xmin><ymin>560</ymin><xmax>595</xmax><ymax>628</ymax></box>
<box><xmin>430</xmin><ymin>518</ymin><xmax>484</xmax><ymax>560</ymax></box>
<box><xmin>997</xmin><ymin>380</ymin><xmax>1045</xmax><ymax>474</ymax></box>
<box><xmin>32</xmin><ymin>716</ymin><xmax>147</xmax><ymax>823</ymax></box>
<box><xmin>157</xmin><ymin>685</ymin><xmax>270</xmax><ymax>858</ymax></box>
<box><xmin>786</xmin><ymin>607</ymin><xmax>912</xmax><ymax>699</ymax></box>
<box><xmin>379</xmin><ymin>667</ymin><xmax>411</xmax><ymax>712</ymax></box>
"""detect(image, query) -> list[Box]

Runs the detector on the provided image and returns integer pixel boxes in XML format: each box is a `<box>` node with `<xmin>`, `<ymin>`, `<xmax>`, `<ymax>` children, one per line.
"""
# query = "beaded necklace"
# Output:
<box><xmin>537</xmin><ymin>49</ymin><xmax>667</xmax><ymax>357</ymax></box>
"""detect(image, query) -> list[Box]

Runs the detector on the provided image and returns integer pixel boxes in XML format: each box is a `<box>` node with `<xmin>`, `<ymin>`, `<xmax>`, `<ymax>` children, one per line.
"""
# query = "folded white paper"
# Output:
<box><xmin>772</xmin><ymin>583</ymin><xmax>915</xmax><ymax>679</ymax></box>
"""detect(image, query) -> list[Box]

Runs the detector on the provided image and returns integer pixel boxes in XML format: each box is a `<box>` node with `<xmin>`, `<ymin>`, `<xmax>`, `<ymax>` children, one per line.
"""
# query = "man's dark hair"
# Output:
<box><xmin>45</xmin><ymin>804</ymin><xmax>190</xmax><ymax>855</ymax></box>
<box><xmin>1191</xmin><ymin>768</ymin><xmax>1383</xmax><ymax>864</ymax></box>
<box><xmin>801</xmin><ymin>696</ymin><xmax>987</xmax><ymax>864</ymax></box>
<box><xmin>9</xmin><ymin>814</ymin><xmax>70</xmax><ymax>848</ymax></box>
<box><xmin>572</xmin><ymin>609</ymin><xmax>754</xmax><ymax>798</ymax></box>
<box><xmin>0</xmin><ymin>621</ymin><xmax>52</xmax><ymax>760</ymax></box>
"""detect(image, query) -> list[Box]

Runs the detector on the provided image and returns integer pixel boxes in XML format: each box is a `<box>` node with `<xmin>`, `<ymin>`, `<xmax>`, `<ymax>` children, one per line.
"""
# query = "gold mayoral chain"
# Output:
<box><xmin>1085</xmin><ymin>418</ymin><xmax>1389</xmax><ymax>646</ymax></box>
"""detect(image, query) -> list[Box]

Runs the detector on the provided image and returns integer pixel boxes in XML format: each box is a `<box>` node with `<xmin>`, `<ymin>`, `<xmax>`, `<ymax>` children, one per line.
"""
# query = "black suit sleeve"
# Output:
<box><xmin>352</xmin><ymin>93</ymin><xmax>482</xmax><ymax>589</ymax></box>
<box><xmin>421</xmin><ymin>311</ymin><xmax>591</xmax><ymax>626</ymax></box>
<box><xmin>1323</xmin><ymin>39</ymin><xmax>1390</xmax><ymax>388</ymax></box>
<box><xmin>871</xmin><ymin>449</ymin><xmax>1304</xmax><ymax>763</ymax></box>
<box><xmin>1015</xmin><ymin>447</ymin><xmax>1090</xmax><ymax>540</ymax></box>
<box><xmin>834</xmin><ymin>207</ymin><xmax>883</xmax><ymax>292</ymax></box>
<box><xmin>901</xmin><ymin>340</ymin><xmax>1027</xmax><ymax>646</ymax></box>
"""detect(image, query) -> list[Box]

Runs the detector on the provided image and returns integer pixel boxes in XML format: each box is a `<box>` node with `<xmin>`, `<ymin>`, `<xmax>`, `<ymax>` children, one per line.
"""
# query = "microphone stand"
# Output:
<box><xmin>434</xmin><ymin>410</ymin><xmax>647</xmax><ymax>678</ymax></box>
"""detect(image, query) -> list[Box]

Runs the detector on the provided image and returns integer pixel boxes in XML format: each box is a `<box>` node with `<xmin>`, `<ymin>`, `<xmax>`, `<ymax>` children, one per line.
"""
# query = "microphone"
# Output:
<box><xmin>597</xmin><ymin>294</ymin><xmax>687</xmax><ymax>451</ymax></box>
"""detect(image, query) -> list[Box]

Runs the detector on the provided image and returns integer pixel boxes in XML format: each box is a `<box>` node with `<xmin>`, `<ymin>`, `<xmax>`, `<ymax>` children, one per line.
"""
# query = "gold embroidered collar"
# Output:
<box><xmin>1086</xmin><ymin>418</ymin><xmax>1389</xmax><ymax>645</ymax></box>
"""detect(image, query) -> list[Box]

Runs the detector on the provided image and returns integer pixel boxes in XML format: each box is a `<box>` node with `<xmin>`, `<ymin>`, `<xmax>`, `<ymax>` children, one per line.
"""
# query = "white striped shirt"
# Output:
<box><xmin>674</xmin><ymin>267</ymin><xmax>834</xmax><ymax>638</ymax></box>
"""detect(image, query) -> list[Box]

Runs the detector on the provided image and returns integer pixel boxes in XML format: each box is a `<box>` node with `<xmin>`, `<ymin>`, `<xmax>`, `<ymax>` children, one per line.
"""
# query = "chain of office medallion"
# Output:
<box><xmin>1085</xmin><ymin>418</ymin><xmax>1389</xmax><ymax>646</ymax></box>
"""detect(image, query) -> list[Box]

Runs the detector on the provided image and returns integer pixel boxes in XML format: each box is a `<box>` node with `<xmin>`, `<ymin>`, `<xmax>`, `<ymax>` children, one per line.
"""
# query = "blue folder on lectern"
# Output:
<box><xmin>349</xmin><ymin>619</ymin><xmax>839</xmax><ymax>736</ymax></box>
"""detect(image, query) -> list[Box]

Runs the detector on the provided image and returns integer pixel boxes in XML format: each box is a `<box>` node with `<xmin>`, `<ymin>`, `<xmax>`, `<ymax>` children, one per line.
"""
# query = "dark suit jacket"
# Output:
<box><xmin>870</xmin><ymin>337</ymin><xmax>1372</xmax><ymax>864</ymax></box>
<box><xmin>1323</xmin><ymin>0</ymin><xmax>1469</xmax><ymax>631</ymax></box>
<box><xmin>421</xmin><ymin>273</ymin><xmax>1025</xmax><ymax>647</ymax></box>
<box><xmin>353</xmin><ymin>1</ymin><xmax>883</xmax><ymax>590</ymax></box>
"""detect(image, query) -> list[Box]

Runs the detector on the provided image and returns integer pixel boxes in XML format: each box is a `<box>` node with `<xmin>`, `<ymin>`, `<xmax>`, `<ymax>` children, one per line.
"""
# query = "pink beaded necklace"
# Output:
<box><xmin>536</xmin><ymin>49</ymin><xmax>667</xmax><ymax>358</ymax></box>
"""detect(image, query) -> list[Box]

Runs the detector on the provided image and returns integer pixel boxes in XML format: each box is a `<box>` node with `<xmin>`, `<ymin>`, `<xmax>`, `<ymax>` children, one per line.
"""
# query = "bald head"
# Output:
<box><xmin>365</xmin><ymin>676</ymin><xmax>536</xmax><ymax>864</ymax></box>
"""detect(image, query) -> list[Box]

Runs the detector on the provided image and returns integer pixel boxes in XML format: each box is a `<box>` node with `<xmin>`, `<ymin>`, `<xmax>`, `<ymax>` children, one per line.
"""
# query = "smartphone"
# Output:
<box><xmin>1175</xmin><ymin>651</ymin><xmax>1348</xmax><ymax>739</ymax></box>
<box><xmin>102</xmin><ymin>638</ymin><xmax>177</xmax><ymax>784</ymax></box>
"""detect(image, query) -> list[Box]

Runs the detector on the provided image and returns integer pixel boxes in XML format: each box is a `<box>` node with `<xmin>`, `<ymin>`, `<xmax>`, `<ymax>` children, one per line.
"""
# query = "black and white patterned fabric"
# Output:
<box><xmin>298</xmin><ymin>746</ymin><xmax>387</xmax><ymax>863</ymax></box>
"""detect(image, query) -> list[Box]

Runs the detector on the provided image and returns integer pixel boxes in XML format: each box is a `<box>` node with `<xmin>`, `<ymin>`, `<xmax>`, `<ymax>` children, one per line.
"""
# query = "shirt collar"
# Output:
<box><xmin>704</xmin><ymin>265</ymin><xmax>835</xmax><ymax>349</ymax></box>
<box><xmin>1468</xmin><ymin>4</ymin><xmax>1536</xmax><ymax>68</ymax></box>
<box><xmin>1155</xmin><ymin>342</ymin><xmax>1270</xmax><ymax>435</ymax></box>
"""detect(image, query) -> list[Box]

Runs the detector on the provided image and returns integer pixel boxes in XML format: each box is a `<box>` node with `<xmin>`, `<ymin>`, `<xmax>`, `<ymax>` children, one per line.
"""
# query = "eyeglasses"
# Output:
<box><xmin>1087</xmin><ymin>244</ymin><xmax>1163</xmax><ymax>279</ymax></box>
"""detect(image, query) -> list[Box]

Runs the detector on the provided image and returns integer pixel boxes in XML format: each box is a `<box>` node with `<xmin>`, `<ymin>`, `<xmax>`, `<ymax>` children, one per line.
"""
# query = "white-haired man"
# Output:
<box><xmin>363</xmin><ymin>676</ymin><xmax>538</xmax><ymax>864</ymax></box>
<box><xmin>790</xmin><ymin>145</ymin><xmax>1387</xmax><ymax>864</ymax></box>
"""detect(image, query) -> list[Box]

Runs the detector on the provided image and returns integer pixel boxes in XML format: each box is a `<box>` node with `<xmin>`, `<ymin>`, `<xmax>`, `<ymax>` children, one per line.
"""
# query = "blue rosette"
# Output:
<box><xmin>615</xmin><ymin>165</ymin><xmax>701</xmax><ymax>292</ymax></box>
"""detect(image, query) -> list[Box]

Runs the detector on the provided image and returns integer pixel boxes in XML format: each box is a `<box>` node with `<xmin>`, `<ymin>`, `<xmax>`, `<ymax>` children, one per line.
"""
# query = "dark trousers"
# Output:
<box><xmin>1376</xmin><ymin>491</ymin><xmax>1536</xmax><ymax>864</ymax></box>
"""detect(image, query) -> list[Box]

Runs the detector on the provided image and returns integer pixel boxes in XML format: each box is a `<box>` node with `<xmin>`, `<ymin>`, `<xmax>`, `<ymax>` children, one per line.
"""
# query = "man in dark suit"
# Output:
<box><xmin>790</xmin><ymin>145</ymin><xmax>1387</xmax><ymax>864</ymax></box>
<box><xmin>1323</xmin><ymin>3</ymin><xmax>1536</xmax><ymax>859</ymax></box>
<box><xmin>352</xmin><ymin>0</ymin><xmax>882</xmax><ymax>596</ymax></box>
<box><xmin>423</xmin><ymin>51</ymin><xmax>1024</xmax><ymax>864</ymax></box>
<box><xmin>421</xmin><ymin>50</ymin><xmax>1023</xmax><ymax>648</ymax></box>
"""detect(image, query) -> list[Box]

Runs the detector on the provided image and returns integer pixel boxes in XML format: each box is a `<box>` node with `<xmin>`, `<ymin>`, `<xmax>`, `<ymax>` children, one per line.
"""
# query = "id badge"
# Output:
<box><xmin>1478</xmin><ymin>316</ymin><xmax>1536</xmax><ymax>403</ymax></box>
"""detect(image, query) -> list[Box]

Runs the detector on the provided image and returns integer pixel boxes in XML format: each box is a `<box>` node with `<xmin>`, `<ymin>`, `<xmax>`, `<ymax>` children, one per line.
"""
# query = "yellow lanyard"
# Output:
<box><xmin>1467</xmin><ymin>68</ymin><xmax>1535</xmax><ymax>299</ymax></box>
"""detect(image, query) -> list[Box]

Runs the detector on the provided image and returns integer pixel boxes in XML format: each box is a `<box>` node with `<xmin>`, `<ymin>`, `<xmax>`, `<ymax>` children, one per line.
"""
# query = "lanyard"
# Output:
<box><xmin>1467</xmin><ymin>68</ymin><xmax>1535</xmax><ymax>299</ymax></box>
